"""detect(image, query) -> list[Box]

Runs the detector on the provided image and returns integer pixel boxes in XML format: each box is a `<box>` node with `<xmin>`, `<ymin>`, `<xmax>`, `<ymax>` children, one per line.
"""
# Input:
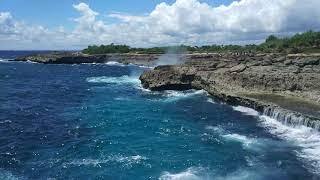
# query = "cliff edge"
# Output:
<box><xmin>140</xmin><ymin>53</ymin><xmax>320</xmax><ymax>129</ymax></box>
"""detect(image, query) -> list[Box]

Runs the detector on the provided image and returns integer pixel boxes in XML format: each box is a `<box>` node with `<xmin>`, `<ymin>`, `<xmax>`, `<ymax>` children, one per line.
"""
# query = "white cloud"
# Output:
<box><xmin>0</xmin><ymin>0</ymin><xmax>320</xmax><ymax>49</ymax></box>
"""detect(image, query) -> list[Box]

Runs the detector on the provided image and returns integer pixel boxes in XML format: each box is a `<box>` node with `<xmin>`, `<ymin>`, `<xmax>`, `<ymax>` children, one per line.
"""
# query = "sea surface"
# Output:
<box><xmin>1</xmin><ymin>51</ymin><xmax>320</xmax><ymax>179</ymax></box>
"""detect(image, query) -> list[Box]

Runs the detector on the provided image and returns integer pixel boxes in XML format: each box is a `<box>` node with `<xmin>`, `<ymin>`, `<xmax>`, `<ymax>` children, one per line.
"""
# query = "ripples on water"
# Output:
<box><xmin>0</xmin><ymin>53</ymin><xmax>320</xmax><ymax>179</ymax></box>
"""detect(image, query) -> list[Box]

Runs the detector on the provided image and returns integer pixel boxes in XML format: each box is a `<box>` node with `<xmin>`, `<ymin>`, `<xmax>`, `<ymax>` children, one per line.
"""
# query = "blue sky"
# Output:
<box><xmin>0</xmin><ymin>0</ymin><xmax>233</xmax><ymax>30</ymax></box>
<box><xmin>0</xmin><ymin>0</ymin><xmax>319</xmax><ymax>50</ymax></box>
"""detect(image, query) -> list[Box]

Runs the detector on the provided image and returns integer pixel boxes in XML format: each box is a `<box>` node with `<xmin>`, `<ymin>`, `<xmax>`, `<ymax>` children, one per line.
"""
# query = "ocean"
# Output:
<box><xmin>0</xmin><ymin>51</ymin><xmax>320</xmax><ymax>179</ymax></box>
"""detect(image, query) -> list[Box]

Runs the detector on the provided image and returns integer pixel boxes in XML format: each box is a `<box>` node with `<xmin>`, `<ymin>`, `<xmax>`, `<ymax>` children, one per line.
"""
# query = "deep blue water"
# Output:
<box><xmin>1</xmin><ymin>52</ymin><xmax>320</xmax><ymax>179</ymax></box>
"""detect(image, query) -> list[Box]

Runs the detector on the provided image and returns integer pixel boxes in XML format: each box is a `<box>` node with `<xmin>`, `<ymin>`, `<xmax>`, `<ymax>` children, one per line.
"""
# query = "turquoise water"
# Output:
<box><xmin>0</xmin><ymin>52</ymin><xmax>320</xmax><ymax>179</ymax></box>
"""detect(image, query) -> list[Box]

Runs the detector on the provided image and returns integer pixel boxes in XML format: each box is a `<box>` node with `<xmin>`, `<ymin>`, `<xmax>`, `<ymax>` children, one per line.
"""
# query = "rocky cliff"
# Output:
<box><xmin>140</xmin><ymin>53</ymin><xmax>320</xmax><ymax>129</ymax></box>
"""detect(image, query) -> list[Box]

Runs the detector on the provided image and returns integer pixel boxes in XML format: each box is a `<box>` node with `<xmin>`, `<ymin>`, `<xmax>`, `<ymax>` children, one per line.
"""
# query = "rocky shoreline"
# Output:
<box><xmin>139</xmin><ymin>53</ymin><xmax>320</xmax><ymax>129</ymax></box>
<box><xmin>14</xmin><ymin>52</ymin><xmax>161</xmax><ymax>66</ymax></box>
<box><xmin>15</xmin><ymin>51</ymin><xmax>320</xmax><ymax>129</ymax></box>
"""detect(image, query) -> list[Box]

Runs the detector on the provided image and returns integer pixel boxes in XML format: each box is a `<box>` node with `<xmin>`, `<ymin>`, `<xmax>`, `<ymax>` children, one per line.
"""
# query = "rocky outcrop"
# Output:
<box><xmin>140</xmin><ymin>53</ymin><xmax>320</xmax><ymax>129</ymax></box>
<box><xmin>14</xmin><ymin>52</ymin><xmax>161</xmax><ymax>66</ymax></box>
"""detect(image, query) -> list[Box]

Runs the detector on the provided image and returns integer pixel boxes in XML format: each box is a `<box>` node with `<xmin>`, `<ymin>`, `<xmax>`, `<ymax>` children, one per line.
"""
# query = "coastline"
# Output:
<box><xmin>14</xmin><ymin>51</ymin><xmax>320</xmax><ymax>129</ymax></box>
<box><xmin>139</xmin><ymin>53</ymin><xmax>320</xmax><ymax>130</ymax></box>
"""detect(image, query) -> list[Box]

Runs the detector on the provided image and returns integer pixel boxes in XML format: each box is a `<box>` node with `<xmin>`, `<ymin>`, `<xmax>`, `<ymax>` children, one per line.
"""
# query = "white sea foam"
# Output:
<box><xmin>105</xmin><ymin>61</ymin><xmax>126</xmax><ymax>66</ymax></box>
<box><xmin>258</xmin><ymin>115</ymin><xmax>320</xmax><ymax>175</ymax></box>
<box><xmin>86</xmin><ymin>75</ymin><xmax>140</xmax><ymax>85</ymax></box>
<box><xmin>159</xmin><ymin>167</ymin><xmax>208</xmax><ymax>180</ymax></box>
<box><xmin>222</xmin><ymin>133</ymin><xmax>255</xmax><ymax>147</ymax></box>
<box><xmin>0</xmin><ymin>58</ymin><xmax>12</xmax><ymax>63</ymax></box>
<box><xmin>205</xmin><ymin>125</ymin><xmax>259</xmax><ymax>149</ymax></box>
<box><xmin>232</xmin><ymin>106</ymin><xmax>260</xmax><ymax>116</ymax></box>
<box><xmin>232</xmin><ymin>105</ymin><xmax>320</xmax><ymax>173</ymax></box>
<box><xmin>68</xmin><ymin>155</ymin><xmax>147</xmax><ymax>168</ymax></box>
<box><xmin>207</xmin><ymin>98</ymin><xmax>216</xmax><ymax>104</ymax></box>
<box><xmin>162</xmin><ymin>90</ymin><xmax>207</xmax><ymax>102</ymax></box>
<box><xmin>232</xmin><ymin>105</ymin><xmax>320</xmax><ymax>174</ymax></box>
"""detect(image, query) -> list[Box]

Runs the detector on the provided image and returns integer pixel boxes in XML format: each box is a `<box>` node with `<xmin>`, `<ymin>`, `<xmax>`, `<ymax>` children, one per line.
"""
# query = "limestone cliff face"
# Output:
<box><xmin>140</xmin><ymin>53</ymin><xmax>320</xmax><ymax>129</ymax></box>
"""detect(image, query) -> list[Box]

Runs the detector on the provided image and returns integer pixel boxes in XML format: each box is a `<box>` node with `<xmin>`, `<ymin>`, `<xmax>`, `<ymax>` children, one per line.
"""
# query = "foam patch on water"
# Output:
<box><xmin>258</xmin><ymin>115</ymin><xmax>320</xmax><ymax>175</ymax></box>
<box><xmin>232</xmin><ymin>106</ymin><xmax>260</xmax><ymax>116</ymax></box>
<box><xmin>86</xmin><ymin>75</ymin><xmax>140</xmax><ymax>85</ymax></box>
<box><xmin>205</xmin><ymin>125</ymin><xmax>261</xmax><ymax>150</ymax></box>
<box><xmin>222</xmin><ymin>133</ymin><xmax>255</xmax><ymax>147</ymax></box>
<box><xmin>159</xmin><ymin>167</ymin><xmax>208</xmax><ymax>180</ymax></box>
<box><xmin>68</xmin><ymin>155</ymin><xmax>147</xmax><ymax>168</ymax></box>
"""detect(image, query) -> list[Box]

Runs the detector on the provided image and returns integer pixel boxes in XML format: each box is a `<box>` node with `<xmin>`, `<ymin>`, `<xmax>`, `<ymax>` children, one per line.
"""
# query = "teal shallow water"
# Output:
<box><xmin>0</xmin><ymin>53</ymin><xmax>320</xmax><ymax>179</ymax></box>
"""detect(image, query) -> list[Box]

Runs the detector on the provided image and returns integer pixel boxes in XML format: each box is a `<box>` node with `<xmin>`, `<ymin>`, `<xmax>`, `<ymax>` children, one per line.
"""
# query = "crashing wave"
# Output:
<box><xmin>263</xmin><ymin>106</ymin><xmax>320</xmax><ymax>130</ymax></box>
<box><xmin>232</xmin><ymin>106</ymin><xmax>260</xmax><ymax>116</ymax></box>
<box><xmin>0</xmin><ymin>58</ymin><xmax>12</xmax><ymax>63</ymax></box>
<box><xmin>232</xmin><ymin>105</ymin><xmax>320</xmax><ymax>175</ymax></box>
<box><xmin>105</xmin><ymin>61</ymin><xmax>126</xmax><ymax>66</ymax></box>
<box><xmin>258</xmin><ymin>115</ymin><xmax>320</xmax><ymax>175</ymax></box>
<box><xmin>161</xmin><ymin>90</ymin><xmax>207</xmax><ymax>102</ymax></box>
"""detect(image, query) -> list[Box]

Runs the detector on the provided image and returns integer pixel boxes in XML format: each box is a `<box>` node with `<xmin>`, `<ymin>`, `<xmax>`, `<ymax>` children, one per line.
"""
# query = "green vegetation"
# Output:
<box><xmin>82</xmin><ymin>44</ymin><xmax>130</xmax><ymax>54</ymax></box>
<box><xmin>82</xmin><ymin>31</ymin><xmax>320</xmax><ymax>54</ymax></box>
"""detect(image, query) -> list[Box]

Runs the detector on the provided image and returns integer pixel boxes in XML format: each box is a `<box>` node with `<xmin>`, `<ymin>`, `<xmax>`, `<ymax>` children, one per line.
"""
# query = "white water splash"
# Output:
<box><xmin>232</xmin><ymin>106</ymin><xmax>260</xmax><ymax>116</ymax></box>
<box><xmin>258</xmin><ymin>115</ymin><xmax>320</xmax><ymax>175</ymax></box>
<box><xmin>161</xmin><ymin>90</ymin><xmax>207</xmax><ymax>102</ymax></box>
<box><xmin>232</xmin><ymin>105</ymin><xmax>320</xmax><ymax>175</ymax></box>
<box><xmin>105</xmin><ymin>61</ymin><xmax>126</xmax><ymax>66</ymax></box>
<box><xmin>0</xmin><ymin>58</ymin><xmax>12</xmax><ymax>63</ymax></box>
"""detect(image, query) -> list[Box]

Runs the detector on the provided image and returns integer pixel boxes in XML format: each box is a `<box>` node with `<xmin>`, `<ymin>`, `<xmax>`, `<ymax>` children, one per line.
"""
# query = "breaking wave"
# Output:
<box><xmin>232</xmin><ymin>106</ymin><xmax>260</xmax><ymax>116</ymax></box>
<box><xmin>105</xmin><ymin>61</ymin><xmax>126</xmax><ymax>66</ymax></box>
<box><xmin>259</xmin><ymin>115</ymin><xmax>320</xmax><ymax>175</ymax></box>
<box><xmin>161</xmin><ymin>90</ymin><xmax>207</xmax><ymax>102</ymax></box>
<box><xmin>0</xmin><ymin>58</ymin><xmax>12</xmax><ymax>63</ymax></box>
<box><xmin>232</xmin><ymin>105</ymin><xmax>320</xmax><ymax>175</ymax></box>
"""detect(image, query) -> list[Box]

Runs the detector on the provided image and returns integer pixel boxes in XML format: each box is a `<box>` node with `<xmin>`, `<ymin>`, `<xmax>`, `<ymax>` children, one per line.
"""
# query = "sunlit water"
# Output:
<box><xmin>0</xmin><ymin>51</ymin><xmax>320</xmax><ymax>179</ymax></box>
